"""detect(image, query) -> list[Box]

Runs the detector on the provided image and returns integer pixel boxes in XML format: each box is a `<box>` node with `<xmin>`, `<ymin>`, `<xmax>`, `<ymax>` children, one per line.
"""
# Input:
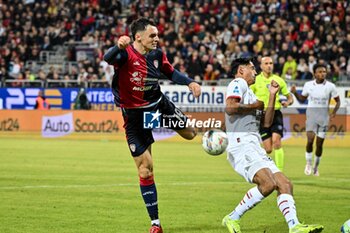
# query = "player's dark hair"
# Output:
<box><xmin>313</xmin><ymin>63</ymin><xmax>327</xmax><ymax>73</ymax></box>
<box><xmin>130</xmin><ymin>18</ymin><xmax>156</xmax><ymax>40</ymax></box>
<box><xmin>230</xmin><ymin>57</ymin><xmax>254</xmax><ymax>77</ymax></box>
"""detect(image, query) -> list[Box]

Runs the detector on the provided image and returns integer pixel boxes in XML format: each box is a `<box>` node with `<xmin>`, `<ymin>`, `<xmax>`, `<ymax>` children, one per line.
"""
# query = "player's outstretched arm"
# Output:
<box><xmin>170</xmin><ymin>69</ymin><xmax>201</xmax><ymax>97</ymax></box>
<box><xmin>290</xmin><ymin>85</ymin><xmax>307</xmax><ymax>103</ymax></box>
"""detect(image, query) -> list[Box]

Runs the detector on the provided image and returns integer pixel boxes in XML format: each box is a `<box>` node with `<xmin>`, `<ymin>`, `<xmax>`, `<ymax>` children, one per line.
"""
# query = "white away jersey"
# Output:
<box><xmin>301</xmin><ymin>80</ymin><xmax>338</xmax><ymax>124</ymax></box>
<box><xmin>225</xmin><ymin>78</ymin><xmax>261</xmax><ymax>142</ymax></box>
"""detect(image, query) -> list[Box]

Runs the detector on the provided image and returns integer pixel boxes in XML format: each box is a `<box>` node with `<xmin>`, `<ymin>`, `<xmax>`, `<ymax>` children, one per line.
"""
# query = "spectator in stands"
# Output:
<box><xmin>1</xmin><ymin>0</ymin><xmax>349</xmax><ymax>86</ymax></box>
<box><xmin>42</xmin><ymin>36</ymin><xmax>53</xmax><ymax>51</ymax></box>
<box><xmin>187</xmin><ymin>50</ymin><xmax>203</xmax><ymax>81</ymax></box>
<box><xmin>297</xmin><ymin>58</ymin><xmax>312</xmax><ymax>80</ymax></box>
<box><xmin>342</xmin><ymin>33</ymin><xmax>350</xmax><ymax>57</ymax></box>
<box><xmin>282</xmin><ymin>55</ymin><xmax>297</xmax><ymax>79</ymax></box>
<box><xmin>36</xmin><ymin>69</ymin><xmax>47</xmax><ymax>84</ymax></box>
<box><xmin>308</xmin><ymin>55</ymin><xmax>317</xmax><ymax>74</ymax></box>
<box><xmin>35</xmin><ymin>90</ymin><xmax>50</xmax><ymax>110</ymax></box>
<box><xmin>74</xmin><ymin>88</ymin><xmax>91</xmax><ymax>110</ymax></box>
<box><xmin>24</xmin><ymin>68</ymin><xmax>36</xmax><ymax>81</ymax></box>
<box><xmin>274</xmin><ymin>56</ymin><xmax>285</xmax><ymax>76</ymax></box>
<box><xmin>203</xmin><ymin>64</ymin><xmax>220</xmax><ymax>81</ymax></box>
<box><xmin>8</xmin><ymin>57</ymin><xmax>21</xmax><ymax>79</ymax></box>
<box><xmin>338</xmin><ymin>55</ymin><xmax>348</xmax><ymax>76</ymax></box>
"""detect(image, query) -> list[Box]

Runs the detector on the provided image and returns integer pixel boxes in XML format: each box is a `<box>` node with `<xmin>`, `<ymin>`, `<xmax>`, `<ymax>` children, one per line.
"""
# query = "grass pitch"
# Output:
<box><xmin>0</xmin><ymin>135</ymin><xmax>349</xmax><ymax>233</ymax></box>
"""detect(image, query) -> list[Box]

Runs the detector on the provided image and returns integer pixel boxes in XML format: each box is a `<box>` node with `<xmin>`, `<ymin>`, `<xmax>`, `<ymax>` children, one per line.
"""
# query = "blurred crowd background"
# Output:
<box><xmin>0</xmin><ymin>0</ymin><xmax>349</xmax><ymax>88</ymax></box>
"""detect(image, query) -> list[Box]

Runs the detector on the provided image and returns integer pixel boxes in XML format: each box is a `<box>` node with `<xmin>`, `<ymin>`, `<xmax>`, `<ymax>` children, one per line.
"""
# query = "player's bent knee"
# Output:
<box><xmin>138</xmin><ymin>166</ymin><xmax>153</xmax><ymax>179</ymax></box>
<box><xmin>139</xmin><ymin>170</ymin><xmax>153</xmax><ymax>180</ymax></box>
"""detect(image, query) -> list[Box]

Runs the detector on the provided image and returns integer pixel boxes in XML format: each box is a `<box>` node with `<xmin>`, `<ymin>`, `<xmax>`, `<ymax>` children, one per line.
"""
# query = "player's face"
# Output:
<box><xmin>138</xmin><ymin>25</ymin><xmax>159</xmax><ymax>52</ymax></box>
<box><xmin>242</xmin><ymin>62</ymin><xmax>257</xmax><ymax>85</ymax></box>
<box><xmin>314</xmin><ymin>67</ymin><xmax>327</xmax><ymax>82</ymax></box>
<box><xmin>260</xmin><ymin>57</ymin><xmax>274</xmax><ymax>75</ymax></box>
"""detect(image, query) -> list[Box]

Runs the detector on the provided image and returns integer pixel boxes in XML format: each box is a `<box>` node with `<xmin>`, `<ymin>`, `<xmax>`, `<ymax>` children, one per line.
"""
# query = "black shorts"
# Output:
<box><xmin>260</xmin><ymin>110</ymin><xmax>284</xmax><ymax>141</ymax></box>
<box><xmin>122</xmin><ymin>95</ymin><xmax>187</xmax><ymax>157</ymax></box>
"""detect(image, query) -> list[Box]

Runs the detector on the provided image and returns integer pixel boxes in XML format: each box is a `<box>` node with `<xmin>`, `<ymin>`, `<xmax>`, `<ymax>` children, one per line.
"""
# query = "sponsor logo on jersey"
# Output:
<box><xmin>233</xmin><ymin>86</ymin><xmax>240</xmax><ymax>94</ymax></box>
<box><xmin>133</xmin><ymin>86</ymin><xmax>153</xmax><ymax>91</ymax></box>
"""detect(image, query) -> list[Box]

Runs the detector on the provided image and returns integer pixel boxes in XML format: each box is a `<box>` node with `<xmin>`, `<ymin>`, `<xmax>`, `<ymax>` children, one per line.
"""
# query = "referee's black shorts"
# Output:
<box><xmin>260</xmin><ymin>110</ymin><xmax>284</xmax><ymax>141</ymax></box>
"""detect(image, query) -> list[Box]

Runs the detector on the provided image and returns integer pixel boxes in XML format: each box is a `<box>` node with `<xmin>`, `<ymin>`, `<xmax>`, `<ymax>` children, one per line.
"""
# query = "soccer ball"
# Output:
<box><xmin>341</xmin><ymin>219</ymin><xmax>350</xmax><ymax>233</ymax></box>
<box><xmin>202</xmin><ymin>129</ymin><xmax>228</xmax><ymax>156</ymax></box>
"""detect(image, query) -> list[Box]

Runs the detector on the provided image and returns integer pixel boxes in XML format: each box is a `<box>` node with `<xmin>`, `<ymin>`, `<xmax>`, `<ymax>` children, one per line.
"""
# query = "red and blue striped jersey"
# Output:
<box><xmin>108</xmin><ymin>45</ymin><xmax>174</xmax><ymax>108</ymax></box>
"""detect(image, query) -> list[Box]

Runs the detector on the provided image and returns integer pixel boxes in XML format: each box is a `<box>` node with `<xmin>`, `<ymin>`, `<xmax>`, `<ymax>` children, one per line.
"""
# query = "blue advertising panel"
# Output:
<box><xmin>0</xmin><ymin>88</ymin><xmax>117</xmax><ymax>110</ymax></box>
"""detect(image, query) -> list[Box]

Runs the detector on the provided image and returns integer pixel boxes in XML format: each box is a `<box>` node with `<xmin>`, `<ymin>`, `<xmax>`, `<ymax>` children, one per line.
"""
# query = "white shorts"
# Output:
<box><xmin>306</xmin><ymin>118</ymin><xmax>328</xmax><ymax>139</ymax></box>
<box><xmin>226</xmin><ymin>134</ymin><xmax>280</xmax><ymax>183</ymax></box>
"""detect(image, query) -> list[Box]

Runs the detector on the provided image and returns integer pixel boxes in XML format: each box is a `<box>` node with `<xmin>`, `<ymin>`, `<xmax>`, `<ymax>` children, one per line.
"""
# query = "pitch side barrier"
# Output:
<box><xmin>0</xmin><ymin>85</ymin><xmax>350</xmax><ymax>144</ymax></box>
<box><xmin>0</xmin><ymin>110</ymin><xmax>349</xmax><ymax>147</ymax></box>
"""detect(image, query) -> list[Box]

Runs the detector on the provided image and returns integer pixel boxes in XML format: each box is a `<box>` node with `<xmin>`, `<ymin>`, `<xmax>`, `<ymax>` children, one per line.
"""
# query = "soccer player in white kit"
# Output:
<box><xmin>222</xmin><ymin>57</ymin><xmax>324</xmax><ymax>233</ymax></box>
<box><xmin>291</xmin><ymin>64</ymin><xmax>340</xmax><ymax>176</ymax></box>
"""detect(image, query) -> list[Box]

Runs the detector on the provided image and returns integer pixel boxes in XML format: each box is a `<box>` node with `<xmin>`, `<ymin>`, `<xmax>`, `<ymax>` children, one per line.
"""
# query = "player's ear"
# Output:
<box><xmin>135</xmin><ymin>32</ymin><xmax>142</xmax><ymax>42</ymax></box>
<box><xmin>238</xmin><ymin>65</ymin><xmax>244</xmax><ymax>75</ymax></box>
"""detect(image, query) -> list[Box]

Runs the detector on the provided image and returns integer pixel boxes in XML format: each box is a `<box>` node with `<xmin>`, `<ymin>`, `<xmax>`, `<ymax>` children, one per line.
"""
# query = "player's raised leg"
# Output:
<box><xmin>134</xmin><ymin>146</ymin><xmax>163</xmax><ymax>233</ymax></box>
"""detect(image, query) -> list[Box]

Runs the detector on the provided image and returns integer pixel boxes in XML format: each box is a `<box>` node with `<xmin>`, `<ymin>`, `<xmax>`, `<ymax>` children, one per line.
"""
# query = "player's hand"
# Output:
<box><xmin>281</xmin><ymin>101</ymin><xmax>289</xmax><ymax>108</ymax></box>
<box><xmin>188</xmin><ymin>82</ymin><xmax>201</xmax><ymax>98</ymax></box>
<box><xmin>269</xmin><ymin>80</ymin><xmax>280</xmax><ymax>95</ymax></box>
<box><xmin>290</xmin><ymin>85</ymin><xmax>297</xmax><ymax>94</ymax></box>
<box><xmin>117</xmin><ymin>36</ymin><xmax>131</xmax><ymax>49</ymax></box>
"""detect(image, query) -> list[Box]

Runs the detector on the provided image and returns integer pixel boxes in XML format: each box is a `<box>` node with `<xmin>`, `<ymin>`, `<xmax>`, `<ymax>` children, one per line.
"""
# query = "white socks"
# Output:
<box><xmin>305</xmin><ymin>152</ymin><xmax>313</xmax><ymax>165</ymax></box>
<box><xmin>151</xmin><ymin>219</ymin><xmax>160</xmax><ymax>226</ymax></box>
<box><xmin>314</xmin><ymin>156</ymin><xmax>321</xmax><ymax>169</ymax></box>
<box><xmin>229</xmin><ymin>186</ymin><xmax>264</xmax><ymax>220</ymax></box>
<box><xmin>277</xmin><ymin>194</ymin><xmax>300</xmax><ymax>228</ymax></box>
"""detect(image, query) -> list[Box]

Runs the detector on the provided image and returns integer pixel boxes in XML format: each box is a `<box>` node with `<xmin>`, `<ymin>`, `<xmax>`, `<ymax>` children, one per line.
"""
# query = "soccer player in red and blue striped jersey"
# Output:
<box><xmin>104</xmin><ymin>18</ymin><xmax>201</xmax><ymax>233</ymax></box>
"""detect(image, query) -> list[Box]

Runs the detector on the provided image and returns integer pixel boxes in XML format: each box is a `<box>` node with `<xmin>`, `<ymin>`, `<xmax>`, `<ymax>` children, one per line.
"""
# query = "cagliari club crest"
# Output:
<box><xmin>129</xmin><ymin>144</ymin><xmax>136</xmax><ymax>152</ymax></box>
<box><xmin>153</xmin><ymin>60</ymin><xmax>159</xmax><ymax>68</ymax></box>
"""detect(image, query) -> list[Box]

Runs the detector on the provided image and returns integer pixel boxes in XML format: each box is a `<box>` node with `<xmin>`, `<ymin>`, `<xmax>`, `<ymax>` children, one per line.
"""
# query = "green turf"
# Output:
<box><xmin>0</xmin><ymin>137</ymin><xmax>349</xmax><ymax>233</ymax></box>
